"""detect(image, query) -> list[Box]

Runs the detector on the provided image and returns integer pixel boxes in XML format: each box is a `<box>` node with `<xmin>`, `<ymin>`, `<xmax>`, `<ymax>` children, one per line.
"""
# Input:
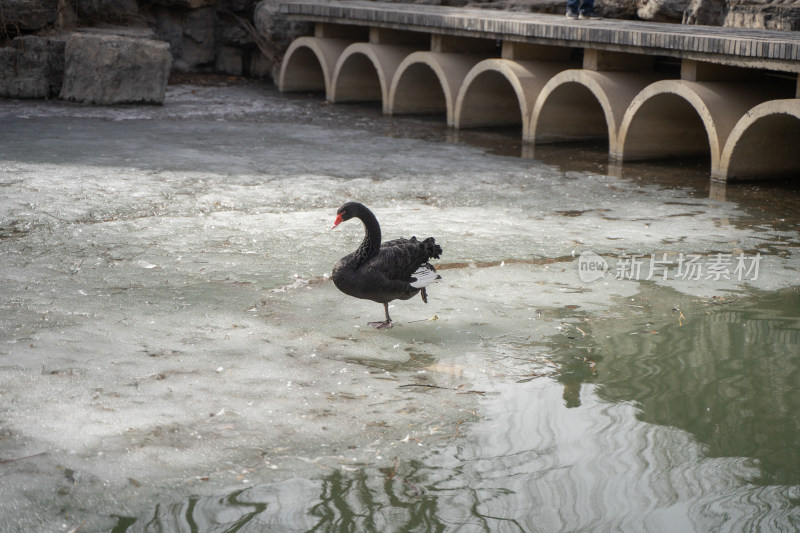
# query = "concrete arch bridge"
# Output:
<box><xmin>278</xmin><ymin>0</ymin><xmax>800</xmax><ymax>183</ymax></box>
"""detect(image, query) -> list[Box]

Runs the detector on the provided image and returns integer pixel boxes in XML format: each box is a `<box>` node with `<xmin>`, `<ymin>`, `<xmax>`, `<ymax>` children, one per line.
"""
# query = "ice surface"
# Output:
<box><xmin>1</xmin><ymin>83</ymin><xmax>799</xmax><ymax>531</ymax></box>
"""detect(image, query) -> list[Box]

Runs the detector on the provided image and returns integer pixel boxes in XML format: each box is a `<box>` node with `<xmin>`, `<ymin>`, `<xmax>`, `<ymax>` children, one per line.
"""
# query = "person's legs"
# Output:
<box><xmin>579</xmin><ymin>0</ymin><xmax>602</xmax><ymax>18</ymax></box>
<box><xmin>566</xmin><ymin>0</ymin><xmax>580</xmax><ymax>17</ymax></box>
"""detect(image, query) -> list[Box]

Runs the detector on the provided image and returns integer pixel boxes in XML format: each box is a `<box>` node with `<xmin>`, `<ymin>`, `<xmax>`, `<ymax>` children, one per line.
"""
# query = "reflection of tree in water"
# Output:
<box><xmin>552</xmin><ymin>287</ymin><xmax>800</xmax><ymax>485</ymax></box>
<box><xmin>308</xmin><ymin>459</ymin><xmax>526</xmax><ymax>532</ymax></box>
<box><xmin>117</xmin><ymin>487</ymin><xmax>268</xmax><ymax>532</ymax></box>
<box><xmin>308</xmin><ymin>465</ymin><xmax>443</xmax><ymax>532</ymax></box>
<box><xmin>120</xmin><ymin>458</ymin><xmax>528</xmax><ymax>532</ymax></box>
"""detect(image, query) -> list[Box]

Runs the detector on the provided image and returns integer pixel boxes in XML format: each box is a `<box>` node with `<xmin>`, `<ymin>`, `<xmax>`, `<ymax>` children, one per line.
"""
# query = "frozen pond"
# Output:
<box><xmin>1</xmin><ymin>80</ymin><xmax>799</xmax><ymax>532</ymax></box>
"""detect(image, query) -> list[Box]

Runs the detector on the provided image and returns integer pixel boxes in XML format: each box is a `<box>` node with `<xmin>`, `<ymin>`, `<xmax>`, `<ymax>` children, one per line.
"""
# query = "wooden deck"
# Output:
<box><xmin>281</xmin><ymin>0</ymin><xmax>800</xmax><ymax>72</ymax></box>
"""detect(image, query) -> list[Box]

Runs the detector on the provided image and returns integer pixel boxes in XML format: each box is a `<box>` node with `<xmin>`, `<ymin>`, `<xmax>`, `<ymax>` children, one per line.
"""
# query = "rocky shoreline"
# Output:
<box><xmin>1</xmin><ymin>0</ymin><xmax>798</xmax><ymax>104</ymax></box>
<box><xmin>0</xmin><ymin>0</ymin><xmax>306</xmax><ymax>103</ymax></box>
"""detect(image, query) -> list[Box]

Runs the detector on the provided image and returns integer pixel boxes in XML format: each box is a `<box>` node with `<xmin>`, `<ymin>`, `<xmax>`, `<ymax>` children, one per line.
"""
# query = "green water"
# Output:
<box><xmin>593</xmin><ymin>286</ymin><xmax>800</xmax><ymax>487</ymax></box>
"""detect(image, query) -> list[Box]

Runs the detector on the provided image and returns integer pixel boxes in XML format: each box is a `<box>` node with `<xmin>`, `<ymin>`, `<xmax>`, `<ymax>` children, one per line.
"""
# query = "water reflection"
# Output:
<box><xmin>119</xmin><ymin>288</ymin><xmax>800</xmax><ymax>532</ymax></box>
<box><xmin>590</xmin><ymin>286</ymin><xmax>800</xmax><ymax>485</ymax></box>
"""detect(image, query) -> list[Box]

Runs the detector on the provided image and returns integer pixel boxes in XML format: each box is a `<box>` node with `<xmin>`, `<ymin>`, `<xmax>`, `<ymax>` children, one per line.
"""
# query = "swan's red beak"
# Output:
<box><xmin>330</xmin><ymin>213</ymin><xmax>344</xmax><ymax>229</ymax></box>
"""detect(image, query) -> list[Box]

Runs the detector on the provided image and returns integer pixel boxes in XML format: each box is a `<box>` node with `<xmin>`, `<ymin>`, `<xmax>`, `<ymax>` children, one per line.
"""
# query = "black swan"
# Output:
<box><xmin>330</xmin><ymin>202</ymin><xmax>442</xmax><ymax>329</ymax></box>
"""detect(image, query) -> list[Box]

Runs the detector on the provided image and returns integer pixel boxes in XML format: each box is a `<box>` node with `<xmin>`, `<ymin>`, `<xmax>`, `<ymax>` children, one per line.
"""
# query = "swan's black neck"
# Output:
<box><xmin>353</xmin><ymin>204</ymin><xmax>381</xmax><ymax>265</ymax></box>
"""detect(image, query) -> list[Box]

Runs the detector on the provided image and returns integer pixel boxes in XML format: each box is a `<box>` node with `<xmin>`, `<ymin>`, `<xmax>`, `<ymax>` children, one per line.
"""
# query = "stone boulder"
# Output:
<box><xmin>153</xmin><ymin>4</ymin><xmax>216</xmax><ymax>70</ymax></box>
<box><xmin>59</xmin><ymin>33</ymin><xmax>172</xmax><ymax>104</ymax></box>
<box><xmin>725</xmin><ymin>0</ymin><xmax>800</xmax><ymax>29</ymax></box>
<box><xmin>468</xmin><ymin>0</ymin><xmax>639</xmax><ymax>19</ymax></box>
<box><xmin>254</xmin><ymin>0</ymin><xmax>312</xmax><ymax>64</ymax></box>
<box><xmin>0</xmin><ymin>34</ymin><xmax>65</xmax><ymax>98</ymax></box>
<box><xmin>637</xmin><ymin>0</ymin><xmax>690</xmax><ymax>21</ymax></box>
<box><xmin>682</xmin><ymin>0</ymin><xmax>725</xmax><ymax>24</ymax></box>
<box><xmin>74</xmin><ymin>0</ymin><xmax>140</xmax><ymax>24</ymax></box>
<box><xmin>0</xmin><ymin>0</ymin><xmax>59</xmax><ymax>34</ymax></box>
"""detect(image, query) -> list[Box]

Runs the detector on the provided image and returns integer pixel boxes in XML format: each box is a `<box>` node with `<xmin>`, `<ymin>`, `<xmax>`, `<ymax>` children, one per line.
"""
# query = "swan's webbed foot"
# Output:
<box><xmin>369</xmin><ymin>303</ymin><xmax>393</xmax><ymax>329</ymax></box>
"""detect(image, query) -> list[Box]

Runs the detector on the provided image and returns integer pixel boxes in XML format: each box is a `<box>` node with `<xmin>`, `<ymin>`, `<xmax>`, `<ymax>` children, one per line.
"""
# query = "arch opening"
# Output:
<box><xmin>333</xmin><ymin>54</ymin><xmax>382</xmax><ymax>103</ymax></box>
<box><xmin>727</xmin><ymin>114</ymin><xmax>800</xmax><ymax>181</ymax></box>
<box><xmin>392</xmin><ymin>63</ymin><xmax>447</xmax><ymax>115</ymax></box>
<box><xmin>458</xmin><ymin>70</ymin><xmax>523</xmax><ymax>130</ymax></box>
<box><xmin>622</xmin><ymin>93</ymin><xmax>710</xmax><ymax>166</ymax></box>
<box><xmin>281</xmin><ymin>46</ymin><xmax>326</xmax><ymax>93</ymax></box>
<box><xmin>534</xmin><ymin>82</ymin><xmax>608</xmax><ymax>146</ymax></box>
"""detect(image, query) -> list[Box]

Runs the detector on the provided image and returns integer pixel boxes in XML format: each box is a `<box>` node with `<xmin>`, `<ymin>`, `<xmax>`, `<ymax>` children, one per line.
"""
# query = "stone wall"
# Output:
<box><xmin>0</xmin><ymin>0</ymin><xmax>798</xmax><ymax>104</ymax></box>
<box><xmin>0</xmin><ymin>0</ymin><xmax>283</xmax><ymax>102</ymax></box>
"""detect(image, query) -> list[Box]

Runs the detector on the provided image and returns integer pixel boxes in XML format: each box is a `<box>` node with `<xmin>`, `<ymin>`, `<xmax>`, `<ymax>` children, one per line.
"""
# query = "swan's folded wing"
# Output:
<box><xmin>374</xmin><ymin>237</ymin><xmax>441</xmax><ymax>282</ymax></box>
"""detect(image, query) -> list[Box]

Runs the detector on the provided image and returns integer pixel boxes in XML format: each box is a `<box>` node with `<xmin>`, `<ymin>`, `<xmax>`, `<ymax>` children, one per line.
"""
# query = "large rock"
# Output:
<box><xmin>637</xmin><ymin>0</ymin><xmax>690</xmax><ymax>21</ymax></box>
<box><xmin>59</xmin><ymin>33</ymin><xmax>172</xmax><ymax>104</ymax></box>
<box><xmin>725</xmin><ymin>1</ymin><xmax>800</xmax><ymax>29</ymax></box>
<box><xmin>220</xmin><ymin>0</ymin><xmax>259</xmax><ymax>11</ymax></box>
<box><xmin>254</xmin><ymin>0</ymin><xmax>312</xmax><ymax>56</ymax></box>
<box><xmin>0</xmin><ymin>0</ymin><xmax>59</xmax><ymax>33</ymax></box>
<box><xmin>0</xmin><ymin>34</ymin><xmax>65</xmax><ymax>98</ymax></box>
<box><xmin>75</xmin><ymin>0</ymin><xmax>139</xmax><ymax>23</ymax></box>
<box><xmin>182</xmin><ymin>6</ymin><xmax>216</xmax><ymax>66</ymax></box>
<box><xmin>154</xmin><ymin>5</ymin><xmax>216</xmax><ymax>70</ymax></box>
<box><xmin>682</xmin><ymin>0</ymin><xmax>725</xmax><ymax>24</ymax></box>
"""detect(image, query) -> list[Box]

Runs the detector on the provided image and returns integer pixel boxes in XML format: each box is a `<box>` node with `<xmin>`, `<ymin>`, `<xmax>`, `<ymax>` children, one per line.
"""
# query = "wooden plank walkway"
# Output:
<box><xmin>281</xmin><ymin>0</ymin><xmax>800</xmax><ymax>72</ymax></box>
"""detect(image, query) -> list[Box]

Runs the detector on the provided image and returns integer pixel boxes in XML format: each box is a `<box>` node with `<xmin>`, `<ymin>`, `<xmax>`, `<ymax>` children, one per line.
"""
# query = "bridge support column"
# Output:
<box><xmin>527</xmin><ymin>50</ymin><xmax>659</xmax><ymax>150</ymax></box>
<box><xmin>330</xmin><ymin>43</ymin><xmax>419</xmax><ymax>110</ymax></box>
<box><xmin>716</xmin><ymin>99</ymin><xmax>800</xmax><ymax>181</ymax></box>
<box><xmin>278</xmin><ymin>36</ymin><xmax>353</xmax><ymax>95</ymax></box>
<box><xmin>454</xmin><ymin>59</ymin><xmax>573</xmax><ymax>132</ymax></box>
<box><xmin>528</xmin><ymin>70</ymin><xmax>657</xmax><ymax>148</ymax></box>
<box><xmin>615</xmin><ymin>79</ymin><xmax>787</xmax><ymax>175</ymax></box>
<box><xmin>388</xmin><ymin>52</ymin><xmax>484</xmax><ymax>126</ymax></box>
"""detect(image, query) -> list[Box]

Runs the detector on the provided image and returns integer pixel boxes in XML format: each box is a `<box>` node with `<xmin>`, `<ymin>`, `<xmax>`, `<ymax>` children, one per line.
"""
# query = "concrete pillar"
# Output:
<box><xmin>716</xmin><ymin>99</ymin><xmax>800</xmax><ymax>181</ymax></box>
<box><xmin>315</xmin><ymin>23</ymin><xmax>369</xmax><ymax>40</ymax></box>
<box><xmin>584</xmin><ymin>49</ymin><xmax>654</xmax><ymax>72</ymax></box>
<box><xmin>528</xmin><ymin>69</ymin><xmax>660</xmax><ymax>149</ymax></box>
<box><xmin>615</xmin><ymin>80</ymin><xmax>787</xmax><ymax>174</ymax></box>
<box><xmin>681</xmin><ymin>59</ymin><xmax>761</xmax><ymax>82</ymax></box>
<box><xmin>278</xmin><ymin>37</ymin><xmax>353</xmax><ymax>95</ymax></box>
<box><xmin>369</xmin><ymin>28</ymin><xmax>428</xmax><ymax>46</ymax></box>
<box><xmin>388</xmin><ymin>51</ymin><xmax>484</xmax><ymax>126</ymax></box>
<box><xmin>454</xmin><ymin>59</ymin><xmax>572</xmax><ymax>131</ymax></box>
<box><xmin>502</xmin><ymin>42</ymin><xmax>573</xmax><ymax>61</ymax></box>
<box><xmin>527</xmin><ymin>49</ymin><xmax>660</xmax><ymax>147</ymax></box>
<box><xmin>330</xmin><ymin>44</ymin><xmax>418</xmax><ymax>110</ymax></box>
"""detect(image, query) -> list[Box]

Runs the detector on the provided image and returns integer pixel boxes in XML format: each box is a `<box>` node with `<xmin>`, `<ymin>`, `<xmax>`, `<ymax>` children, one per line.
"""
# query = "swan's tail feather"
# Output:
<box><xmin>420</xmin><ymin>237</ymin><xmax>442</xmax><ymax>260</ymax></box>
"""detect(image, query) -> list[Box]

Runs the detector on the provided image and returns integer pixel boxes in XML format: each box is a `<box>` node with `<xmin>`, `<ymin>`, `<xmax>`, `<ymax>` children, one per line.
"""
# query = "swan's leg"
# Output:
<box><xmin>368</xmin><ymin>303</ymin><xmax>393</xmax><ymax>329</ymax></box>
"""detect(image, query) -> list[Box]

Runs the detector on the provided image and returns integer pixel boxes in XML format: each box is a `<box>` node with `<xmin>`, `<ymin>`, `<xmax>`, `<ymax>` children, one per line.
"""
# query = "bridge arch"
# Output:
<box><xmin>454</xmin><ymin>59</ymin><xmax>566</xmax><ymax>132</ymax></box>
<box><xmin>388</xmin><ymin>52</ymin><xmax>482</xmax><ymax>126</ymax></box>
<box><xmin>529</xmin><ymin>70</ymin><xmax>660</xmax><ymax>153</ymax></box>
<box><xmin>278</xmin><ymin>37</ymin><xmax>351</xmax><ymax>96</ymax></box>
<box><xmin>616</xmin><ymin>80</ymin><xmax>777</xmax><ymax>173</ymax></box>
<box><xmin>330</xmin><ymin>43</ymin><xmax>417</xmax><ymax>112</ymax></box>
<box><xmin>717</xmin><ymin>99</ymin><xmax>800</xmax><ymax>182</ymax></box>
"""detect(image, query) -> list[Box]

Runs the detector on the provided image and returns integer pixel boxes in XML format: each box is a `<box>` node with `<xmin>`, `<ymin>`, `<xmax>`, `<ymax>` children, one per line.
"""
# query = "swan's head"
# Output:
<box><xmin>331</xmin><ymin>202</ymin><xmax>361</xmax><ymax>229</ymax></box>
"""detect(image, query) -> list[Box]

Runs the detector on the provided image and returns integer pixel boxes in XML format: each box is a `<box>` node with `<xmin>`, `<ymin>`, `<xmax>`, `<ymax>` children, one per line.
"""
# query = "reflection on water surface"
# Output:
<box><xmin>121</xmin><ymin>288</ymin><xmax>800</xmax><ymax>532</ymax></box>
